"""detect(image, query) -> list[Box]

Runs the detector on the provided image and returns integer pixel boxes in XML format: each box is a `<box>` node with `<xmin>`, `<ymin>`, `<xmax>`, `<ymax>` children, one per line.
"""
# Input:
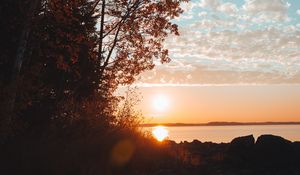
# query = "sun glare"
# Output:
<box><xmin>152</xmin><ymin>126</ymin><xmax>169</xmax><ymax>142</ymax></box>
<box><xmin>153</xmin><ymin>94</ymin><xmax>170</xmax><ymax>112</ymax></box>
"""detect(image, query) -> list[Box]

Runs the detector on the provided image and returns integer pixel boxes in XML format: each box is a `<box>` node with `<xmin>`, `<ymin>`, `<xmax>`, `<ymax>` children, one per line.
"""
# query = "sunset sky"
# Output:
<box><xmin>121</xmin><ymin>0</ymin><xmax>300</xmax><ymax>123</ymax></box>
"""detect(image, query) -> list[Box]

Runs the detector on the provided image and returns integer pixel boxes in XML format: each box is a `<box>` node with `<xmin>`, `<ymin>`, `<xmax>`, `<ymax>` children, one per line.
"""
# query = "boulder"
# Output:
<box><xmin>191</xmin><ymin>139</ymin><xmax>202</xmax><ymax>145</ymax></box>
<box><xmin>227</xmin><ymin>135</ymin><xmax>255</xmax><ymax>163</ymax></box>
<box><xmin>255</xmin><ymin>134</ymin><xmax>293</xmax><ymax>167</ymax></box>
<box><xmin>230</xmin><ymin>135</ymin><xmax>255</xmax><ymax>149</ymax></box>
<box><xmin>228</xmin><ymin>135</ymin><xmax>255</xmax><ymax>154</ymax></box>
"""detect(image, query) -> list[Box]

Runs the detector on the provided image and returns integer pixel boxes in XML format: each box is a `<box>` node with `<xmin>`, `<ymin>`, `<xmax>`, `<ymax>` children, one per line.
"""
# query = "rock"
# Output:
<box><xmin>255</xmin><ymin>134</ymin><xmax>293</xmax><ymax>167</ymax></box>
<box><xmin>227</xmin><ymin>135</ymin><xmax>255</xmax><ymax>164</ymax></box>
<box><xmin>228</xmin><ymin>135</ymin><xmax>255</xmax><ymax>154</ymax></box>
<box><xmin>256</xmin><ymin>134</ymin><xmax>291</xmax><ymax>145</ymax></box>
<box><xmin>292</xmin><ymin>141</ymin><xmax>300</xmax><ymax>152</ymax></box>
<box><xmin>191</xmin><ymin>140</ymin><xmax>202</xmax><ymax>145</ymax></box>
<box><xmin>165</xmin><ymin>140</ymin><xmax>177</xmax><ymax>145</ymax></box>
<box><xmin>292</xmin><ymin>141</ymin><xmax>300</xmax><ymax>168</ymax></box>
<box><xmin>230</xmin><ymin>135</ymin><xmax>255</xmax><ymax>150</ymax></box>
<box><xmin>255</xmin><ymin>134</ymin><xmax>292</xmax><ymax>153</ymax></box>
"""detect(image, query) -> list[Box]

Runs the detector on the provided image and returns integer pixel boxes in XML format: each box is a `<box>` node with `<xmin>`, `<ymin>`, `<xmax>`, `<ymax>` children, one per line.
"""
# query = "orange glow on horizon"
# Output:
<box><xmin>136</xmin><ymin>85</ymin><xmax>300</xmax><ymax>124</ymax></box>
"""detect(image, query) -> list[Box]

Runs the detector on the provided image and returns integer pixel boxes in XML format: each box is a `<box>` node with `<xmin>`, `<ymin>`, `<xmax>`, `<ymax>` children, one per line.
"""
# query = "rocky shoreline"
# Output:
<box><xmin>128</xmin><ymin>134</ymin><xmax>300</xmax><ymax>175</ymax></box>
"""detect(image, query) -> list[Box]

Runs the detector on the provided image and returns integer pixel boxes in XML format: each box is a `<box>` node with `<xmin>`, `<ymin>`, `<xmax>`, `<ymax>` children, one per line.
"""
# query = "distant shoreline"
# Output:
<box><xmin>140</xmin><ymin>122</ymin><xmax>300</xmax><ymax>127</ymax></box>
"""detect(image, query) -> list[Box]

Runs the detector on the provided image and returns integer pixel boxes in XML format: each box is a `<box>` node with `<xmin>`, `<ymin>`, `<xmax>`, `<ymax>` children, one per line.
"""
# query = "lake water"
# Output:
<box><xmin>145</xmin><ymin>125</ymin><xmax>300</xmax><ymax>143</ymax></box>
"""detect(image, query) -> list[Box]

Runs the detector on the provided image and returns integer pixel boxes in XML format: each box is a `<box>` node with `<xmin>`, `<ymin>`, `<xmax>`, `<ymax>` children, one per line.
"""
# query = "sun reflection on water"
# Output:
<box><xmin>152</xmin><ymin>126</ymin><xmax>169</xmax><ymax>142</ymax></box>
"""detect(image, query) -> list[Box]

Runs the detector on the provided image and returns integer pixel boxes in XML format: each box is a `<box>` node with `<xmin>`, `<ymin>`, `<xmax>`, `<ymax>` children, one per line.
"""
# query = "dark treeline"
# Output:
<box><xmin>0</xmin><ymin>0</ymin><xmax>185</xmax><ymax>174</ymax></box>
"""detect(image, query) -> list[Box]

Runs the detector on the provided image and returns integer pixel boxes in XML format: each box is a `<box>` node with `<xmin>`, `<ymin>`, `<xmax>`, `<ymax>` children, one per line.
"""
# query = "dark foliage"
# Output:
<box><xmin>0</xmin><ymin>0</ymin><xmax>185</xmax><ymax>174</ymax></box>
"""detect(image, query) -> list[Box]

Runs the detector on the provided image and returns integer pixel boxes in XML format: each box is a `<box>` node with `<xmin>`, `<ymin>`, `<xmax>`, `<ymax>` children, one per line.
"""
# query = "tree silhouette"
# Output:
<box><xmin>0</xmin><ymin>0</ymin><xmax>185</xmax><ymax>137</ymax></box>
<box><xmin>0</xmin><ymin>0</ymin><xmax>186</xmax><ymax>174</ymax></box>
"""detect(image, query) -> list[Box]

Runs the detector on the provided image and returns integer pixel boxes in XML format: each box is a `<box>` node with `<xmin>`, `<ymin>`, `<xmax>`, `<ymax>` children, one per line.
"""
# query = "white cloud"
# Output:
<box><xmin>186</xmin><ymin>74</ymin><xmax>192</xmax><ymax>79</ymax></box>
<box><xmin>243</xmin><ymin>0</ymin><xmax>288</xmax><ymax>13</ymax></box>
<box><xmin>283</xmin><ymin>25</ymin><xmax>296</xmax><ymax>33</ymax></box>
<box><xmin>190</xmin><ymin>19</ymin><xmax>217</xmax><ymax>30</ymax></box>
<box><xmin>176</xmin><ymin>2</ymin><xmax>197</xmax><ymax>21</ymax></box>
<box><xmin>198</xmin><ymin>0</ymin><xmax>238</xmax><ymax>15</ymax></box>
<box><xmin>159</xmin><ymin>25</ymin><xmax>300</xmax><ymax>84</ymax></box>
<box><xmin>181</xmin><ymin>2</ymin><xmax>196</xmax><ymax>13</ymax></box>
<box><xmin>297</xmin><ymin>10</ymin><xmax>300</xmax><ymax>16</ymax></box>
<box><xmin>243</xmin><ymin>0</ymin><xmax>290</xmax><ymax>22</ymax></box>
<box><xmin>180</xmin><ymin>14</ymin><xmax>194</xmax><ymax>20</ymax></box>
<box><xmin>217</xmin><ymin>2</ymin><xmax>238</xmax><ymax>14</ymax></box>
<box><xmin>199</xmin><ymin>0</ymin><xmax>220</xmax><ymax>10</ymax></box>
<box><xmin>143</xmin><ymin>0</ymin><xmax>300</xmax><ymax>85</ymax></box>
<box><xmin>198</xmin><ymin>11</ymin><xmax>208</xmax><ymax>17</ymax></box>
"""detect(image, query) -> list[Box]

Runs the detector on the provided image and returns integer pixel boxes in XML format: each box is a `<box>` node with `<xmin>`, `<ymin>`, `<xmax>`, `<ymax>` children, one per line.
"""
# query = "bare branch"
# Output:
<box><xmin>98</xmin><ymin>0</ymin><xmax>106</xmax><ymax>61</ymax></box>
<box><xmin>99</xmin><ymin>20</ymin><xmax>122</xmax><ymax>77</ymax></box>
<box><xmin>102</xmin><ymin>0</ymin><xmax>142</xmax><ymax>39</ymax></box>
<box><xmin>99</xmin><ymin>0</ymin><xmax>142</xmax><ymax>69</ymax></box>
<box><xmin>87</xmin><ymin>0</ymin><xmax>101</xmax><ymax>17</ymax></box>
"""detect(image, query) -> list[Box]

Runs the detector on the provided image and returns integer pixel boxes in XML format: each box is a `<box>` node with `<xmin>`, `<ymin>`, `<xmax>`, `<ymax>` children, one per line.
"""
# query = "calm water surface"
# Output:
<box><xmin>145</xmin><ymin>125</ymin><xmax>300</xmax><ymax>143</ymax></box>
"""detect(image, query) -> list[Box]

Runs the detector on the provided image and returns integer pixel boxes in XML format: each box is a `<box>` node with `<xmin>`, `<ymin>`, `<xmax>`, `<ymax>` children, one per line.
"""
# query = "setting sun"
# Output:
<box><xmin>153</xmin><ymin>94</ymin><xmax>170</xmax><ymax>112</ymax></box>
<box><xmin>152</xmin><ymin>126</ymin><xmax>169</xmax><ymax>142</ymax></box>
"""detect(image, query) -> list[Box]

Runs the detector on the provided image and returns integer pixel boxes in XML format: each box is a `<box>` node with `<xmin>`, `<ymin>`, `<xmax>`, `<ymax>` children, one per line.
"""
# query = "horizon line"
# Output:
<box><xmin>140</xmin><ymin>121</ymin><xmax>300</xmax><ymax>127</ymax></box>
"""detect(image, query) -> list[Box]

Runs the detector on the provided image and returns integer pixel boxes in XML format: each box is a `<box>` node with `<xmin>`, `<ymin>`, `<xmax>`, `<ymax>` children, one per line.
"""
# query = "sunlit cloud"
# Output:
<box><xmin>217</xmin><ymin>2</ymin><xmax>238</xmax><ymax>14</ymax></box>
<box><xmin>150</xmin><ymin>0</ymin><xmax>300</xmax><ymax>85</ymax></box>
<box><xmin>243</xmin><ymin>0</ymin><xmax>290</xmax><ymax>22</ymax></box>
<box><xmin>199</xmin><ymin>0</ymin><xmax>220</xmax><ymax>10</ymax></box>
